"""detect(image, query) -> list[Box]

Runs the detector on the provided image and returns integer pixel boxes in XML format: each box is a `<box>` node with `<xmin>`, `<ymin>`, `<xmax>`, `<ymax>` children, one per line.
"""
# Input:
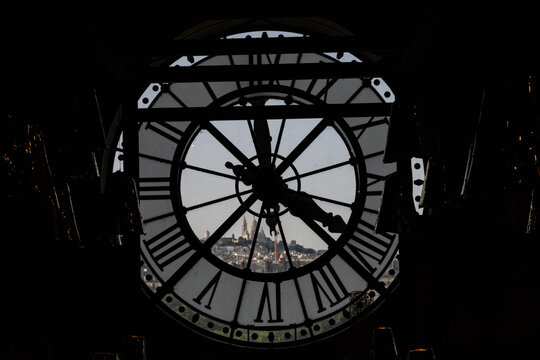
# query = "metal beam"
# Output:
<box><xmin>136</xmin><ymin>103</ymin><xmax>392</xmax><ymax>122</ymax></box>
<box><xmin>142</xmin><ymin>62</ymin><xmax>386</xmax><ymax>83</ymax></box>
<box><xmin>123</xmin><ymin>35</ymin><xmax>400</xmax><ymax>58</ymax></box>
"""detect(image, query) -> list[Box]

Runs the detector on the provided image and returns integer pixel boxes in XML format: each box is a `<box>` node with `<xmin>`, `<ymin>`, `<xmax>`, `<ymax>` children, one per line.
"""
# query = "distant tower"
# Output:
<box><xmin>257</xmin><ymin>227</ymin><xmax>266</xmax><ymax>241</ymax></box>
<box><xmin>249</xmin><ymin>217</ymin><xmax>256</xmax><ymax>240</ymax></box>
<box><xmin>274</xmin><ymin>230</ymin><xmax>279</xmax><ymax>263</ymax></box>
<box><xmin>241</xmin><ymin>216</ymin><xmax>249</xmax><ymax>239</ymax></box>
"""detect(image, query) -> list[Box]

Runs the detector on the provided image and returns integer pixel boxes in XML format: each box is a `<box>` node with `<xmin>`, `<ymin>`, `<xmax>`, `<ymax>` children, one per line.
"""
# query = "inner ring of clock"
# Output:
<box><xmin>231</xmin><ymin>153</ymin><xmax>301</xmax><ymax>219</ymax></box>
<box><xmin>175</xmin><ymin>91</ymin><xmax>364</xmax><ymax>274</ymax></box>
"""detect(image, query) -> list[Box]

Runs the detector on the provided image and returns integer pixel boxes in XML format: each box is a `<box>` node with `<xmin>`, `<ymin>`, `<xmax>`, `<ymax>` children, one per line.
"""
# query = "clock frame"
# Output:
<box><xmin>124</xmin><ymin>30</ymin><xmax>399</xmax><ymax>348</ymax></box>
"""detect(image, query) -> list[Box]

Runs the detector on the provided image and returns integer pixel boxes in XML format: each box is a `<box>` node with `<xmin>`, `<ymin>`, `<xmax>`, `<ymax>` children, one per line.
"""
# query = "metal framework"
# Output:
<box><xmin>125</xmin><ymin>35</ymin><xmax>399</xmax><ymax>58</ymax></box>
<box><xmin>142</xmin><ymin>62</ymin><xmax>385</xmax><ymax>82</ymax></box>
<box><xmin>137</xmin><ymin>103</ymin><xmax>392</xmax><ymax>122</ymax></box>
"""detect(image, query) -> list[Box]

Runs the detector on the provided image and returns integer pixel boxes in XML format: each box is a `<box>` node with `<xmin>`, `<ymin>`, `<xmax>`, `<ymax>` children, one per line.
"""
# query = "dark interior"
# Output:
<box><xmin>3</xmin><ymin>2</ymin><xmax>540</xmax><ymax>359</ymax></box>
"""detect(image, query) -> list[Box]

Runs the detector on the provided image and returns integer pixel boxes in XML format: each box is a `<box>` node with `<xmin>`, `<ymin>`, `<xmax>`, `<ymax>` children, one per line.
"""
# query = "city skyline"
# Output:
<box><xmin>205</xmin><ymin>213</ymin><xmax>324</xmax><ymax>273</ymax></box>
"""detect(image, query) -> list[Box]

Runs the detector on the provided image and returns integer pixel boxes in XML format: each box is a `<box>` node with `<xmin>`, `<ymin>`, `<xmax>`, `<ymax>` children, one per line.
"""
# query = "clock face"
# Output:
<box><xmin>133</xmin><ymin>30</ymin><xmax>399</xmax><ymax>348</ymax></box>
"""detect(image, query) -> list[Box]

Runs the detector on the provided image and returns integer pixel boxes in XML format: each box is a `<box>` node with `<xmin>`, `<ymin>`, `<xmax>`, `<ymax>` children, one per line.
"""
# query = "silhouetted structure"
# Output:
<box><xmin>3</xmin><ymin>2</ymin><xmax>540</xmax><ymax>360</ymax></box>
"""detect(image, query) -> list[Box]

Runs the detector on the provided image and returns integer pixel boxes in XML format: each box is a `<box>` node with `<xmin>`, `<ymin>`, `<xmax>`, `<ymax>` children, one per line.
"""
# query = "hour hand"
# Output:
<box><xmin>281</xmin><ymin>190</ymin><xmax>346</xmax><ymax>233</ymax></box>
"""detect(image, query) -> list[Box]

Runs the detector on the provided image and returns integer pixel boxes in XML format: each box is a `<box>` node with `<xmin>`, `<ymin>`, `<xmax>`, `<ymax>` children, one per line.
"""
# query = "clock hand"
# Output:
<box><xmin>279</xmin><ymin>188</ymin><xmax>346</xmax><ymax>233</ymax></box>
<box><xmin>254</xmin><ymin>120</ymin><xmax>272</xmax><ymax>169</ymax></box>
<box><xmin>250</xmin><ymin>98</ymin><xmax>279</xmax><ymax>235</ymax></box>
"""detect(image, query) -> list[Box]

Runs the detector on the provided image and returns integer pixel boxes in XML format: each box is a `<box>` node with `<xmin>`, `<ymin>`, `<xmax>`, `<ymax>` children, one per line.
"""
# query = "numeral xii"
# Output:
<box><xmin>254</xmin><ymin>281</ymin><xmax>283</xmax><ymax>323</ymax></box>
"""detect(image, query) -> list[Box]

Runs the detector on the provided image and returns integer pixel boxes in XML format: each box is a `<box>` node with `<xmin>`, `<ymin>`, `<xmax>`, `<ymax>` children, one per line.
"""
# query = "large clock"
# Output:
<box><xmin>130</xmin><ymin>30</ymin><xmax>399</xmax><ymax>348</ymax></box>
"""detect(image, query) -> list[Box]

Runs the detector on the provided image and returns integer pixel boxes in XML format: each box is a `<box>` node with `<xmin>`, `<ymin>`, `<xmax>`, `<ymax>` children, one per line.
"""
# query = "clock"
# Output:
<box><xmin>131</xmin><ymin>30</ymin><xmax>399</xmax><ymax>348</ymax></box>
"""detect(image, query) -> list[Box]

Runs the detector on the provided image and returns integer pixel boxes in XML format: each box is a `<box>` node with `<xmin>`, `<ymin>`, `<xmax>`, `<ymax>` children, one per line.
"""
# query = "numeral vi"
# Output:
<box><xmin>254</xmin><ymin>281</ymin><xmax>283</xmax><ymax>323</ymax></box>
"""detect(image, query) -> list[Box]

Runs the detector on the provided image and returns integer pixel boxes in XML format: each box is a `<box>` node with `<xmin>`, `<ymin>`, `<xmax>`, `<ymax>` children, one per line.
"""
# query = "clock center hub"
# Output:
<box><xmin>252</xmin><ymin>167</ymin><xmax>287</xmax><ymax>203</ymax></box>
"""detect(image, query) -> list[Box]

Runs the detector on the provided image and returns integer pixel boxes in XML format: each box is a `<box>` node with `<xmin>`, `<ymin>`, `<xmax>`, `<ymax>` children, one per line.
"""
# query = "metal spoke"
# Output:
<box><xmin>275</xmin><ymin>117</ymin><xmax>333</xmax><ymax>176</ymax></box>
<box><xmin>282</xmin><ymin>159</ymin><xmax>352</xmax><ymax>182</ymax></box>
<box><xmin>185</xmin><ymin>189</ymin><xmax>253</xmax><ymax>212</ymax></box>
<box><xmin>202</xmin><ymin>192</ymin><xmax>258</xmax><ymax>250</ymax></box>
<box><xmin>246</xmin><ymin>118</ymin><xmax>259</xmax><ymax>160</ymax></box>
<box><xmin>272</xmin><ymin>118</ymin><xmax>287</xmax><ymax>168</ymax></box>
<box><xmin>204</xmin><ymin>121</ymin><xmax>259</xmax><ymax>173</ymax></box>
<box><xmin>246</xmin><ymin>203</ymin><xmax>265</xmax><ymax>269</ymax></box>
<box><xmin>275</xmin><ymin>215</ymin><xmax>295</xmax><ymax>270</ymax></box>
<box><xmin>296</xmin><ymin>191</ymin><xmax>353</xmax><ymax>209</ymax></box>
<box><xmin>184</xmin><ymin>163</ymin><xmax>238</xmax><ymax>181</ymax></box>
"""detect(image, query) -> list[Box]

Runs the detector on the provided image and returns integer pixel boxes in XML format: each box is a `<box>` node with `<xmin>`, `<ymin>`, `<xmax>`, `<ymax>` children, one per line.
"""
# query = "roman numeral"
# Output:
<box><xmin>143</xmin><ymin>224</ymin><xmax>190</xmax><ymax>271</ymax></box>
<box><xmin>313</xmin><ymin>78</ymin><xmax>339</xmax><ymax>101</ymax></box>
<box><xmin>143</xmin><ymin>211</ymin><xmax>175</xmax><ymax>225</ymax></box>
<box><xmin>347</xmin><ymin>219</ymin><xmax>395</xmax><ymax>270</ymax></box>
<box><xmin>193</xmin><ymin>270</ymin><xmax>222</xmax><ymax>310</ymax></box>
<box><xmin>350</xmin><ymin>117</ymin><xmax>389</xmax><ymax>139</ymax></box>
<box><xmin>144</xmin><ymin>122</ymin><xmax>184</xmax><ymax>144</ymax></box>
<box><xmin>202</xmin><ymin>82</ymin><xmax>217</xmax><ymax>101</ymax></box>
<box><xmin>363</xmin><ymin>150</ymin><xmax>385</xmax><ymax>160</ymax></box>
<box><xmin>310</xmin><ymin>263</ymin><xmax>349</xmax><ymax>313</ymax></box>
<box><xmin>367</xmin><ymin>172</ymin><xmax>396</xmax><ymax>187</ymax></box>
<box><xmin>305</xmin><ymin>77</ymin><xmax>333</xmax><ymax>98</ymax></box>
<box><xmin>138</xmin><ymin>177</ymin><xmax>171</xmax><ymax>200</ymax></box>
<box><xmin>254</xmin><ymin>281</ymin><xmax>283</xmax><ymax>323</ymax></box>
<box><xmin>250</xmin><ymin>50</ymin><xmax>283</xmax><ymax>85</ymax></box>
<box><xmin>138</xmin><ymin>152</ymin><xmax>173</xmax><ymax>164</ymax></box>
